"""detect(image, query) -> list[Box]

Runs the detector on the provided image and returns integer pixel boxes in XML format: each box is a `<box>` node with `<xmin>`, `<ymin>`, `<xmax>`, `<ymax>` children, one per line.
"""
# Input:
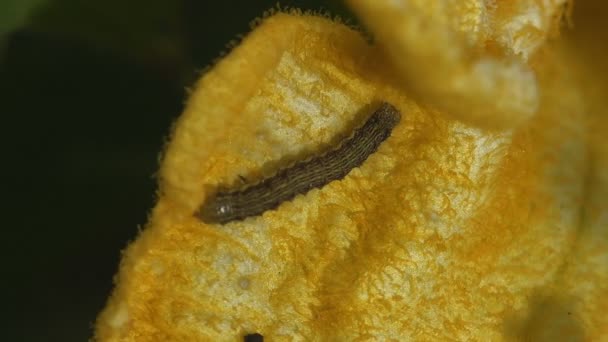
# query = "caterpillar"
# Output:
<box><xmin>197</xmin><ymin>102</ymin><xmax>401</xmax><ymax>224</ymax></box>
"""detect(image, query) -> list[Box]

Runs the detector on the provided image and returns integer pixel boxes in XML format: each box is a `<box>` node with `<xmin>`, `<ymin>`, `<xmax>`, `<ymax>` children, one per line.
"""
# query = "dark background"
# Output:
<box><xmin>1</xmin><ymin>1</ymin><xmax>355</xmax><ymax>341</ymax></box>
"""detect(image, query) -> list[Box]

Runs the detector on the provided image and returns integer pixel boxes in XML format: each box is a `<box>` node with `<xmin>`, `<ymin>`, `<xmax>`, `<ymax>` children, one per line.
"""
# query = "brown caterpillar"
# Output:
<box><xmin>197</xmin><ymin>102</ymin><xmax>401</xmax><ymax>224</ymax></box>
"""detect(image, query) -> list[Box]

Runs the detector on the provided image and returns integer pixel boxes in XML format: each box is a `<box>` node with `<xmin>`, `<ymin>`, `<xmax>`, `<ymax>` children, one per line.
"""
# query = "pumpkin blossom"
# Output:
<box><xmin>95</xmin><ymin>1</ymin><xmax>607</xmax><ymax>341</ymax></box>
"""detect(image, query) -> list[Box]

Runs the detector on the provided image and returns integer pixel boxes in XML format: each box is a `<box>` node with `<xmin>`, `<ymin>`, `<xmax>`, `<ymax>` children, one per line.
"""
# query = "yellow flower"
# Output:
<box><xmin>96</xmin><ymin>1</ymin><xmax>607</xmax><ymax>340</ymax></box>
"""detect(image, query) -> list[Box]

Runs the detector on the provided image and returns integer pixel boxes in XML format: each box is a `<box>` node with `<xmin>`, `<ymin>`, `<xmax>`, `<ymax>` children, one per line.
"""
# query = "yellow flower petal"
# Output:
<box><xmin>95</xmin><ymin>6</ymin><xmax>606</xmax><ymax>341</ymax></box>
<box><xmin>347</xmin><ymin>0</ymin><xmax>572</xmax><ymax>129</ymax></box>
<box><xmin>539</xmin><ymin>2</ymin><xmax>608</xmax><ymax>339</ymax></box>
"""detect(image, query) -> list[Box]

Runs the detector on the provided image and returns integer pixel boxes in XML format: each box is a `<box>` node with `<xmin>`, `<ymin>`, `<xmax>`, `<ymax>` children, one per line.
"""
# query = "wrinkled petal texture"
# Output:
<box><xmin>348</xmin><ymin>0</ymin><xmax>571</xmax><ymax>129</ymax></box>
<box><xmin>95</xmin><ymin>3</ymin><xmax>607</xmax><ymax>341</ymax></box>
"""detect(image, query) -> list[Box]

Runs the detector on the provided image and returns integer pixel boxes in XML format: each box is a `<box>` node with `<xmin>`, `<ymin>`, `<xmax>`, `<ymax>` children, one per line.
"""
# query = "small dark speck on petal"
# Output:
<box><xmin>244</xmin><ymin>333</ymin><xmax>263</xmax><ymax>342</ymax></box>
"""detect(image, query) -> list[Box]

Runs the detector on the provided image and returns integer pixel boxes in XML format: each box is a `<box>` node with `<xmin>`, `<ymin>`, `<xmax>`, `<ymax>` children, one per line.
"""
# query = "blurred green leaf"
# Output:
<box><xmin>0</xmin><ymin>0</ymin><xmax>47</xmax><ymax>61</ymax></box>
<box><xmin>0</xmin><ymin>0</ymin><xmax>45</xmax><ymax>37</ymax></box>
<box><xmin>28</xmin><ymin>0</ymin><xmax>186</xmax><ymax>62</ymax></box>
<box><xmin>0</xmin><ymin>0</ymin><xmax>47</xmax><ymax>36</ymax></box>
